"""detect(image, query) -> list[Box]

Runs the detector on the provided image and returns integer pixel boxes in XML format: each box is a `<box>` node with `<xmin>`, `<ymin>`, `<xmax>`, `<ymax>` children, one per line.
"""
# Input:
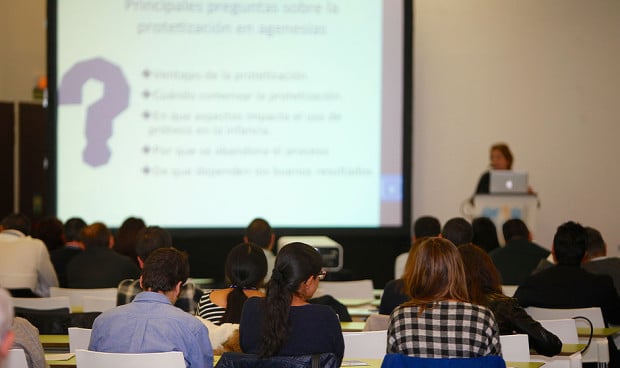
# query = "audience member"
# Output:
<box><xmin>0</xmin><ymin>213</ymin><xmax>58</xmax><ymax>297</ymax></box>
<box><xmin>12</xmin><ymin>317</ymin><xmax>47</xmax><ymax>368</ymax></box>
<box><xmin>582</xmin><ymin>226</ymin><xmax>620</xmax><ymax>295</ymax></box>
<box><xmin>459</xmin><ymin>243</ymin><xmax>561</xmax><ymax>357</ymax></box>
<box><xmin>472</xmin><ymin>217</ymin><xmax>500</xmax><ymax>253</ymax></box>
<box><xmin>490</xmin><ymin>219</ymin><xmax>549</xmax><ymax>285</ymax></box>
<box><xmin>113</xmin><ymin>217</ymin><xmax>146</xmax><ymax>266</ymax></box>
<box><xmin>0</xmin><ymin>288</ymin><xmax>15</xmax><ymax>362</ymax></box>
<box><xmin>90</xmin><ymin>248</ymin><xmax>213</xmax><ymax>368</ymax></box>
<box><xmin>387</xmin><ymin>237</ymin><xmax>501</xmax><ymax>358</ymax></box>
<box><xmin>244</xmin><ymin>218</ymin><xmax>276</xmax><ymax>282</ymax></box>
<box><xmin>381</xmin><ymin>238</ymin><xmax>425</xmax><ymax>315</ymax></box>
<box><xmin>394</xmin><ymin>216</ymin><xmax>441</xmax><ymax>278</ymax></box>
<box><xmin>514</xmin><ymin>221</ymin><xmax>620</xmax><ymax>325</ymax></box>
<box><xmin>50</xmin><ymin>217</ymin><xmax>87</xmax><ymax>287</ymax></box>
<box><xmin>440</xmin><ymin>217</ymin><xmax>473</xmax><ymax>246</ymax></box>
<box><xmin>239</xmin><ymin>242</ymin><xmax>344</xmax><ymax>365</ymax></box>
<box><xmin>33</xmin><ymin>216</ymin><xmax>65</xmax><ymax>252</ymax></box>
<box><xmin>117</xmin><ymin>226</ymin><xmax>203</xmax><ymax>313</ymax></box>
<box><xmin>197</xmin><ymin>242</ymin><xmax>266</xmax><ymax>324</ymax></box>
<box><xmin>66</xmin><ymin>222</ymin><xmax>139</xmax><ymax>288</ymax></box>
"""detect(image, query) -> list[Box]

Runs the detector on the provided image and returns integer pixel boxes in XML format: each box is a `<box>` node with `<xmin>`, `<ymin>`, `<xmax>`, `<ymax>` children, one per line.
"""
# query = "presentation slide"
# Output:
<box><xmin>52</xmin><ymin>0</ymin><xmax>406</xmax><ymax>229</ymax></box>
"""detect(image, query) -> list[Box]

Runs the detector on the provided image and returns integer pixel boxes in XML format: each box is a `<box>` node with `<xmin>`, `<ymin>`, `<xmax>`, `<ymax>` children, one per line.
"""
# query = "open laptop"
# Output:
<box><xmin>489</xmin><ymin>170</ymin><xmax>528</xmax><ymax>194</ymax></box>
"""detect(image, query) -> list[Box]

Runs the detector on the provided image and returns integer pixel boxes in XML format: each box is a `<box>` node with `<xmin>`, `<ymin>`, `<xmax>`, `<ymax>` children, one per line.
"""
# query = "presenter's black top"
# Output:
<box><xmin>379</xmin><ymin>279</ymin><xmax>409</xmax><ymax>315</ymax></box>
<box><xmin>475</xmin><ymin>171</ymin><xmax>491</xmax><ymax>194</ymax></box>
<box><xmin>239</xmin><ymin>297</ymin><xmax>344</xmax><ymax>364</ymax></box>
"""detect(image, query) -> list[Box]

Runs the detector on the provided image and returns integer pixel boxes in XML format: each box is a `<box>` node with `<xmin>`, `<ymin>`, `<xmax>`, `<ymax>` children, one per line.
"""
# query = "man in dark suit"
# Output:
<box><xmin>582</xmin><ymin>226</ymin><xmax>620</xmax><ymax>296</ymax></box>
<box><xmin>514</xmin><ymin>221</ymin><xmax>620</xmax><ymax>325</ymax></box>
<box><xmin>490</xmin><ymin>219</ymin><xmax>549</xmax><ymax>285</ymax></box>
<box><xmin>50</xmin><ymin>217</ymin><xmax>87</xmax><ymax>287</ymax></box>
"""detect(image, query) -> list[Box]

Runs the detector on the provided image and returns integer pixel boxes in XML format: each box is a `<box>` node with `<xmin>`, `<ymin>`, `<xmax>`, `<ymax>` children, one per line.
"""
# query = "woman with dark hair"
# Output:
<box><xmin>239</xmin><ymin>242</ymin><xmax>344</xmax><ymax>364</ymax></box>
<box><xmin>458</xmin><ymin>243</ymin><xmax>562</xmax><ymax>357</ymax></box>
<box><xmin>472</xmin><ymin>217</ymin><xmax>500</xmax><ymax>253</ymax></box>
<box><xmin>475</xmin><ymin>143</ymin><xmax>514</xmax><ymax>194</ymax></box>
<box><xmin>113</xmin><ymin>217</ymin><xmax>146</xmax><ymax>265</ymax></box>
<box><xmin>196</xmin><ymin>242</ymin><xmax>267</xmax><ymax>324</ymax></box>
<box><xmin>387</xmin><ymin>237</ymin><xmax>501</xmax><ymax>358</ymax></box>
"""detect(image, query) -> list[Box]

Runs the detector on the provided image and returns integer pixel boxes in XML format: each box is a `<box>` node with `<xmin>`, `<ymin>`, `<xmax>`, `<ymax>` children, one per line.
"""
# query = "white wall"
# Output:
<box><xmin>413</xmin><ymin>0</ymin><xmax>620</xmax><ymax>255</ymax></box>
<box><xmin>2</xmin><ymin>1</ymin><xmax>620</xmax><ymax>255</ymax></box>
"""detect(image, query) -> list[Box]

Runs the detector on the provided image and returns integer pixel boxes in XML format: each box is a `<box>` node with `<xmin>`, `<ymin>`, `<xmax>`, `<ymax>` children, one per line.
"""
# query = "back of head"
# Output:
<box><xmin>585</xmin><ymin>227</ymin><xmax>606</xmax><ymax>259</ymax></box>
<box><xmin>458</xmin><ymin>244</ymin><xmax>503</xmax><ymax>306</ymax></box>
<box><xmin>472</xmin><ymin>217</ymin><xmax>500</xmax><ymax>253</ymax></box>
<box><xmin>141</xmin><ymin>247</ymin><xmax>189</xmax><ymax>292</ymax></box>
<box><xmin>413</xmin><ymin>216</ymin><xmax>441</xmax><ymax>239</ymax></box>
<box><xmin>79</xmin><ymin>222</ymin><xmax>110</xmax><ymax>249</ymax></box>
<box><xmin>491</xmin><ymin>143</ymin><xmax>514</xmax><ymax>169</ymax></box>
<box><xmin>222</xmin><ymin>242</ymin><xmax>268</xmax><ymax>324</ymax></box>
<box><xmin>64</xmin><ymin>217</ymin><xmax>87</xmax><ymax>242</ymax></box>
<box><xmin>34</xmin><ymin>216</ymin><xmax>65</xmax><ymax>251</ymax></box>
<box><xmin>135</xmin><ymin>226</ymin><xmax>173</xmax><ymax>260</ymax></box>
<box><xmin>1</xmin><ymin>213</ymin><xmax>31</xmax><ymax>235</ymax></box>
<box><xmin>553</xmin><ymin>221</ymin><xmax>587</xmax><ymax>265</ymax></box>
<box><xmin>114</xmin><ymin>217</ymin><xmax>146</xmax><ymax>259</ymax></box>
<box><xmin>441</xmin><ymin>217</ymin><xmax>473</xmax><ymax>246</ymax></box>
<box><xmin>0</xmin><ymin>288</ymin><xmax>14</xmax><ymax>343</ymax></box>
<box><xmin>261</xmin><ymin>242</ymin><xmax>322</xmax><ymax>357</ymax></box>
<box><xmin>245</xmin><ymin>218</ymin><xmax>272</xmax><ymax>249</ymax></box>
<box><xmin>502</xmin><ymin>219</ymin><xmax>529</xmax><ymax>242</ymax></box>
<box><xmin>403</xmin><ymin>237</ymin><xmax>468</xmax><ymax>311</ymax></box>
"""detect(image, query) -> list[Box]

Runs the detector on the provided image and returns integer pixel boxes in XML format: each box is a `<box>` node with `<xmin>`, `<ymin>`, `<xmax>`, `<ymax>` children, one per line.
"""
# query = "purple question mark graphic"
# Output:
<box><xmin>58</xmin><ymin>58</ymin><xmax>130</xmax><ymax>167</ymax></box>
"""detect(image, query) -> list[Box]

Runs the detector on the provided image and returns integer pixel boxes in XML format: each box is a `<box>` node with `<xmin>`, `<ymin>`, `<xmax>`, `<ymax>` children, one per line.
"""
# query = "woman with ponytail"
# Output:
<box><xmin>239</xmin><ymin>242</ymin><xmax>344</xmax><ymax>364</ymax></box>
<box><xmin>196</xmin><ymin>242</ymin><xmax>267</xmax><ymax>324</ymax></box>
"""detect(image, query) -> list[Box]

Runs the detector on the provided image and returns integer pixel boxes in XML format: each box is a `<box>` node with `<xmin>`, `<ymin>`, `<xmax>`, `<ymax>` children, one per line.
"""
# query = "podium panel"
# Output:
<box><xmin>473</xmin><ymin>194</ymin><xmax>538</xmax><ymax>244</ymax></box>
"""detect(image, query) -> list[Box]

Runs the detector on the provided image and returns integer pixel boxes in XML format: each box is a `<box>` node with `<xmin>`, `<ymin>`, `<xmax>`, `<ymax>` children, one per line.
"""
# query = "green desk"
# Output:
<box><xmin>341</xmin><ymin>321</ymin><xmax>366</xmax><ymax>332</ymax></box>
<box><xmin>506</xmin><ymin>362</ymin><xmax>545</xmax><ymax>368</ymax></box>
<box><xmin>577</xmin><ymin>326</ymin><xmax>620</xmax><ymax>338</ymax></box>
<box><xmin>40</xmin><ymin>334</ymin><xmax>70</xmax><ymax>353</ymax></box>
<box><xmin>46</xmin><ymin>354</ymin><xmax>76</xmax><ymax>367</ymax></box>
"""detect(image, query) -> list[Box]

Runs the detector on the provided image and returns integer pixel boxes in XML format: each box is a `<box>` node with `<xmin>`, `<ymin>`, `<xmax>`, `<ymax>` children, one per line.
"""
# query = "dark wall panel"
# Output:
<box><xmin>18</xmin><ymin>103</ymin><xmax>47</xmax><ymax>221</ymax></box>
<box><xmin>0</xmin><ymin>102</ymin><xmax>15</xmax><ymax>217</ymax></box>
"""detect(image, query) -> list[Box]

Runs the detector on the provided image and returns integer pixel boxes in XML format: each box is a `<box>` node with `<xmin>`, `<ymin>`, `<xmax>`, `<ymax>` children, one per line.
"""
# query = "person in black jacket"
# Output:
<box><xmin>459</xmin><ymin>243</ymin><xmax>562</xmax><ymax>357</ymax></box>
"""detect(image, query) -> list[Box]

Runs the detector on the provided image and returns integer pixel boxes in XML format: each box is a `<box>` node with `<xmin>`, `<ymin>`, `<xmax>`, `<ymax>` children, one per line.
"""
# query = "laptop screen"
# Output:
<box><xmin>489</xmin><ymin>170</ymin><xmax>529</xmax><ymax>194</ymax></box>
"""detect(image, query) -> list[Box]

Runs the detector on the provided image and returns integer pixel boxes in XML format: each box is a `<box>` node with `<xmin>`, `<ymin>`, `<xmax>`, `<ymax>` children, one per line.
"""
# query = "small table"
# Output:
<box><xmin>341</xmin><ymin>321</ymin><xmax>366</xmax><ymax>332</ymax></box>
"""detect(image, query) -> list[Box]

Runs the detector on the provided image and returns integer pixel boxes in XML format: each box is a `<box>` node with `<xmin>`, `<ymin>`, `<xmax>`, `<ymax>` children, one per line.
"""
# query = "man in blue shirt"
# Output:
<box><xmin>89</xmin><ymin>248</ymin><xmax>213</xmax><ymax>368</ymax></box>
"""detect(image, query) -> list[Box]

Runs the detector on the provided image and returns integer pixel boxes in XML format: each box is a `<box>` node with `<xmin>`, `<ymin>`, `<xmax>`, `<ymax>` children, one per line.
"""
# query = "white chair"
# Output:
<box><xmin>501</xmin><ymin>285</ymin><xmax>518</xmax><ymax>297</ymax></box>
<box><xmin>316</xmin><ymin>280</ymin><xmax>374</xmax><ymax>303</ymax></box>
<box><xmin>11</xmin><ymin>296</ymin><xmax>71</xmax><ymax>310</ymax></box>
<box><xmin>6</xmin><ymin>349</ymin><xmax>28</xmax><ymax>368</ymax></box>
<box><xmin>533</xmin><ymin>319</ymin><xmax>582</xmax><ymax>368</ymax></box>
<box><xmin>526</xmin><ymin>306</ymin><xmax>607</xmax><ymax>366</ymax></box>
<box><xmin>499</xmin><ymin>334</ymin><xmax>530</xmax><ymax>362</ymax></box>
<box><xmin>82</xmin><ymin>296</ymin><xmax>116</xmax><ymax>312</ymax></box>
<box><xmin>69</xmin><ymin>327</ymin><xmax>92</xmax><ymax>353</ymax></box>
<box><xmin>50</xmin><ymin>287</ymin><xmax>117</xmax><ymax>311</ymax></box>
<box><xmin>75</xmin><ymin>349</ymin><xmax>185</xmax><ymax>368</ymax></box>
<box><xmin>363</xmin><ymin>313</ymin><xmax>390</xmax><ymax>331</ymax></box>
<box><xmin>342</xmin><ymin>330</ymin><xmax>387</xmax><ymax>359</ymax></box>
<box><xmin>394</xmin><ymin>252</ymin><xmax>408</xmax><ymax>279</ymax></box>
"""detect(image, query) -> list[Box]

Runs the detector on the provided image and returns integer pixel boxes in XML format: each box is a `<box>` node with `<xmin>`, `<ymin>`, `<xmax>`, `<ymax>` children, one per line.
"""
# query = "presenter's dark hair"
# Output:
<box><xmin>221</xmin><ymin>242</ymin><xmax>267</xmax><ymax>324</ymax></box>
<box><xmin>245</xmin><ymin>218</ymin><xmax>272</xmax><ymax>248</ymax></box>
<box><xmin>64</xmin><ymin>217</ymin><xmax>87</xmax><ymax>242</ymax></box>
<box><xmin>441</xmin><ymin>217</ymin><xmax>473</xmax><ymax>246</ymax></box>
<box><xmin>141</xmin><ymin>247</ymin><xmax>189</xmax><ymax>292</ymax></box>
<box><xmin>412</xmin><ymin>216</ymin><xmax>441</xmax><ymax>239</ymax></box>
<box><xmin>1</xmin><ymin>213</ymin><xmax>31</xmax><ymax>235</ymax></box>
<box><xmin>458</xmin><ymin>243</ymin><xmax>503</xmax><ymax>305</ymax></box>
<box><xmin>491</xmin><ymin>143</ymin><xmax>513</xmax><ymax>169</ymax></box>
<box><xmin>472</xmin><ymin>217</ymin><xmax>500</xmax><ymax>253</ymax></box>
<box><xmin>260</xmin><ymin>242</ymin><xmax>322</xmax><ymax>357</ymax></box>
<box><xmin>553</xmin><ymin>221</ymin><xmax>587</xmax><ymax>265</ymax></box>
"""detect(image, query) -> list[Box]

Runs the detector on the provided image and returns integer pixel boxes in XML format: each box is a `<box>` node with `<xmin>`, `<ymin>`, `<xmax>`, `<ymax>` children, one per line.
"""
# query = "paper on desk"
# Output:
<box><xmin>45</xmin><ymin>353</ymin><xmax>75</xmax><ymax>361</ymax></box>
<box><xmin>341</xmin><ymin>360</ymin><xmax>370</xmax><ymax>366</ymax></box>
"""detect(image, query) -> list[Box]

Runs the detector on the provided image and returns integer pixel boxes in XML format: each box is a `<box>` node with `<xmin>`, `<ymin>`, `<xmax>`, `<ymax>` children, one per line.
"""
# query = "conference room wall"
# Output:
<box><xmin>1</xmin><ymin>1</ymin><xmax>619</xmax><ymax>257</ymax></box>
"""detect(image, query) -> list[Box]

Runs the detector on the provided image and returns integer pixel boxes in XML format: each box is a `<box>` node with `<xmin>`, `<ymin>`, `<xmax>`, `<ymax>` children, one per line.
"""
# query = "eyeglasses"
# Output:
<box><xmin>317</xmin><ymin>269</ymin><xmax>327</xmax><ymax>280</ymax></box>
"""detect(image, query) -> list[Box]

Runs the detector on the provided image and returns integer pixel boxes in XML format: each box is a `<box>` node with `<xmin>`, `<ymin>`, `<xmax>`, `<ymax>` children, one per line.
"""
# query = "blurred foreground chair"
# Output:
<box><xmin>69</xmin><ymin>327</ymin><xmax>92</xmax><ymax>353</ymax></box>
<box><xmin>343</xmin><ymin>330</ymin><xmax>387</xmax><ymax>359</ymax></box>
<box><xmin>380</xmin><ymin>354</ymin><xmax>506</xmax><ymax>368</ymax></box>
<box><xmin>75</xmin><ymin>349</ymin><xmax>185</xmax><ymax>368</ymax></box>
<box><xmin>6</xmin><ymin>349</ymin><xmax>28</xmax><ymax>368</ymax></box>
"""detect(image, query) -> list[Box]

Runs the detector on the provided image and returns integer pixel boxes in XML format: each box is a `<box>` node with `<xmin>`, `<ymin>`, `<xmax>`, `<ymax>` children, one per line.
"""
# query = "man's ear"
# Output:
<box><xmin>139</xmin><ymin>276</ymin><xmax>144</xmax><ymax>290</ymax></box>
<box><xmin>175</xmin><ymin>281</ymin><xmax>182</xmax><ymax>296</ymax></box>
<box><xmin>137</xmin><ymin>257</ymin><xmax>145</xmax><ymax>269</ymax></box>
<box><xmin>0</xmin><ymin>330</ymin><xmax>15</xmax><ymax>358</ymax></box>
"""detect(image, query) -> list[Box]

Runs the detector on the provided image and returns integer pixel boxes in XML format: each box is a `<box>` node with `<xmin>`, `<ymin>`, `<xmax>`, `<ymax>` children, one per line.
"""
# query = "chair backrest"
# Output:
<box><xmin>215</xmin><ymin>352</ymin><xmax>339</xmax><ymax>368</ymax></box>
<box><xmin>501</xmin><ymin>285</ymin><xmax>518</xmax><ymax>297</ymax></box>
<box><xmin>380</xmin><ymin>353</ymin><xmax>506</xmax><ymax>368</ymax></box>
<box><xmin>11</xmin><ymin>296</ymin><xmax>71</xmax><ymax>310</ymax></box>
<box><xmin>50</xmin><ymin>287</ymin><xmax>117</xmax><ymax>311</ymax></box>
<box><xmin>316</xmin><ymin>280</ymin><xmax>374</xmax><ymax>302</ymax></box>
<box><xmin>6</xmin><ymin>349</ymin><xmax>28</xmax><ymax>368</ymax></box>
<box><xmin>75</xmin><ymin>349</ymin><xmax>185</xmax><ymax>368</ymax></box>
<box><xmin>525</xmin><ymin>306</ymin><xmax>605</xmax><ymax>328</ymax></box>
<box><xmin>69</xmin><ymin>327</ymin><xmax>93</xmax><ymax>353</ymax></box>
<box><xmin>82</xmin><ymin>296</ymin><xmax>116</xmax><ymax>313</ymax></box>
<box><xmin>499</xmin><ymin>334</ymin><xmax>529</xmax><ymax>362</ymax></box>
<box><xmin>394</xmin><ymin>252</ymin><xmax>408</xmax><ymax>279</ymax></box>
<box><xmin>343</xmin><ymin>330</ymin><xmax>387</xmax><ymax>359</ymax></box>
<box><xmin>536</xmin><ymin>319</ymin><xmax>579</xmax><ymax>344</ymax></box>
<box><xmin>363</xmin><ymin>313</ymin><xmax>390</xmax><ymax>331</ymax></box>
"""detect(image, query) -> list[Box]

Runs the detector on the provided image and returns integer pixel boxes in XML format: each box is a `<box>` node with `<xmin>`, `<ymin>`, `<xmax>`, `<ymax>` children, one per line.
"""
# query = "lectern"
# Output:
<box><xmin>472</xmin><ymin>194</ymin><xmax>539</xmax><ymax>243</ymax></box>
